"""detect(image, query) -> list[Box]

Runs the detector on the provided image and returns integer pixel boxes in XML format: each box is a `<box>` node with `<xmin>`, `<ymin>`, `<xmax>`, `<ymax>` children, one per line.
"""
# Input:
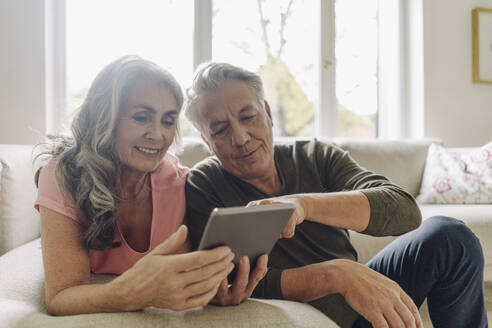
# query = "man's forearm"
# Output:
<box><xmin>299</xmin><ymin>191</ymin><xmax>370</xmax><ymax>233</ymax></box>
<box><xmin>280</xmin><ymin>260</ymin><xmax>347</xmax><ymax>302</ymax></box>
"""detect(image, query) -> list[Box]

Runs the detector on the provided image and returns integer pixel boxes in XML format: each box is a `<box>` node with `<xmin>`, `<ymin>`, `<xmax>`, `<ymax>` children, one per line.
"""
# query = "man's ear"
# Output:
<box><xmin>201</xmin><ymin>135</ymin><xmax>215</xmax><ymax>155</ymax></box>
<box><xmin>264</xmin><ymin>100</ymin><xmax>273</xmax><ymax>126</ymax></box>
<box><xmin>201</xmin><ymin>134</ymin><xmax>210</xmax><ymax>148</ymax></box>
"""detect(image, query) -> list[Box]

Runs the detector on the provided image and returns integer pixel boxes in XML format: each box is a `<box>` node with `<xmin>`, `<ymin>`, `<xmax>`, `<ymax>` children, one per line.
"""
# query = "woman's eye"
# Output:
<box><xmin>162</xmin><ymin>120</ymin><xmax>175</xmax><ymax>127</ymax></box>
<box><xmin>133</xmin><ymin>116</ymin><xmax>150</xmax><ymax>123</ymax></box>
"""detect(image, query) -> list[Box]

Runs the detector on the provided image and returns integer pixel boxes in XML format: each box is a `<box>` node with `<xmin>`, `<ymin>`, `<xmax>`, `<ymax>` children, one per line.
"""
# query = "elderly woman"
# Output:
<box><xmin>34</xmin><ymin>56</ymin><xmax>235</xmax><ymax>315</ymax></box>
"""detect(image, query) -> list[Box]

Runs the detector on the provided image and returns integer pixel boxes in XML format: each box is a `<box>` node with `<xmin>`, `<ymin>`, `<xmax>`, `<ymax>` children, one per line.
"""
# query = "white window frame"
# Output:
<box><xmin>193</xmin><ymin>0</ymin><xmax>339</xmax><ymax>138</ymax></box>
<box><xmin>48</xmin><ymin>0</ymin><xmax>422</xmax><ymax>139</ymax></box>
<box><xmin>45</xmin><ymin>0</ymin><xmax>67</xmax><ymax>135</ymax></box>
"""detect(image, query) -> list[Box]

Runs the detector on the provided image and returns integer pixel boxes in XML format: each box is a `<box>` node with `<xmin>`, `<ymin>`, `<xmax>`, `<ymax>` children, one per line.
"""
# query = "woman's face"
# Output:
<box><xmin>114</xmin><ymin>79</ymin><xmax>179</xmax><ymax>175</ymax></box>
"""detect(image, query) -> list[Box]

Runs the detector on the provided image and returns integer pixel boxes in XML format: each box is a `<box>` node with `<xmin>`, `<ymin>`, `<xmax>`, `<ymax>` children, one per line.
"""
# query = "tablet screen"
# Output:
<box><xmin>197</xmin><ymin>203</ymin><xmax>295</xmax><ymax>272</ymax></box>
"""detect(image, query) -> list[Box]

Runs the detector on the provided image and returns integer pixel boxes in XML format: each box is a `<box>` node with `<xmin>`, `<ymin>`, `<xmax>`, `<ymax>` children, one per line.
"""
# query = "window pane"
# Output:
<box><xmin>66</xmin><ymin>0</ymin><xmax>194</xmax><ymax>134</ymax></box>
<box><xmin>212</xmin><ymin>0</ymin><xmax>319</xmax><ymax>137</ymax></box>
<box><xmin>335</xmin><ymin>0</ymin><xmax>378</xmax><ymax>138</ymax></box>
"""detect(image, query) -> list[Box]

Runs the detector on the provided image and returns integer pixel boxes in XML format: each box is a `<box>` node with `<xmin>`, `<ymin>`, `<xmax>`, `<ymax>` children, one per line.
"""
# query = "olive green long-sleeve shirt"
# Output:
<box><xmin>185</xmin><ymin>139</ymin><xmax>421</xmax><ymax>327</ymax></box>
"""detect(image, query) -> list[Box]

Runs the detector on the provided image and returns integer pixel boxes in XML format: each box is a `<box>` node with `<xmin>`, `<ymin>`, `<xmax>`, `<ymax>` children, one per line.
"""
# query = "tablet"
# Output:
<box><xmin>197</xmin><ymin>203</ymin><xmax>296</xmax><ymax>268</ymax></box>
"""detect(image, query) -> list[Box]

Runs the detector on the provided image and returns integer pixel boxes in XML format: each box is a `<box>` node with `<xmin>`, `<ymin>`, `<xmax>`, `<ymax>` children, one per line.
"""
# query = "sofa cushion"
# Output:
<box><xmin>0</xmin><ymin>238</ymin><xmax>337</xmax><ymax>328</ymax></box>
<box><xmin>332</xmin><ymin>138</ymin><xmax>436</xmax><ymax>197</ymax></box>
<box><xmin>173</xmin><ymin>138</ymin><xmax>437</xmax><ymax>199</ymax></box>
<box><xmin>175</xmin><ymin>139</ymin><xmax>212</xmax><ymax>168</ymax></box>
<box><xmin>0</xmin><ymin>144</ymin><xmax>40</xmax><ymax>255</ymax></box>
<box><xmin>417</xmin><ymin>142</ymin><xmax>492</xmax><ymax>204</ymax></box>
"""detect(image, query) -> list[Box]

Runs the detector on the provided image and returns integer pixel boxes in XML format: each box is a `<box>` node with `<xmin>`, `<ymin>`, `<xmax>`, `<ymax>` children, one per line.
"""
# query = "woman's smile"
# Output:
<box><xmin>135</xmin><ymin>146</ymin><xmax>161</xmax><ymax>155</ymax></box>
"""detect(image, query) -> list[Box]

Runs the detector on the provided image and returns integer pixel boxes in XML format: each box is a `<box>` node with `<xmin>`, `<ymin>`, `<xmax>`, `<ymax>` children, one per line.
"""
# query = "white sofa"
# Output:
<box><xmin>0</xmin><ymin>139</ymin><xmax>490</xmax><ymax>328</ymax></box>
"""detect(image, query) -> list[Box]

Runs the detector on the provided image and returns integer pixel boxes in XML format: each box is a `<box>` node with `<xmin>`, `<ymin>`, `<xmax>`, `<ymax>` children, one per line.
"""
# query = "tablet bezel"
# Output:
<box><xmin>197</xmin><ymin>203</ymin><xmax>295</xmax><ymax>266</ymax></box>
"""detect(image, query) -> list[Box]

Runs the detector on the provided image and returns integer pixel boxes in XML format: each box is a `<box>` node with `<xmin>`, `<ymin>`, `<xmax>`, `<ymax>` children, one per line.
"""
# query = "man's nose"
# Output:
<box><xmin>230</xmin><ymin>124</ymin><xmax>251</xmax><ymax>147</ymax></box>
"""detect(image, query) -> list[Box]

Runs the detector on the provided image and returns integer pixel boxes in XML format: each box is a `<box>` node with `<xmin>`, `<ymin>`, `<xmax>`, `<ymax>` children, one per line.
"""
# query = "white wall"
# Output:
<box><xmin>0</xmin><ymin>0</ymin><xmax>491</xmax><ymax>146</ymax></box>
<box><xmin>0</xmin><ymin>0</ymin><xmax>47</xmax><ymax>144</ymax></box>
<box><xmin>423</xmin><ymin>0</ymin><xmax>492</xmax><ymax>147</ymax></box>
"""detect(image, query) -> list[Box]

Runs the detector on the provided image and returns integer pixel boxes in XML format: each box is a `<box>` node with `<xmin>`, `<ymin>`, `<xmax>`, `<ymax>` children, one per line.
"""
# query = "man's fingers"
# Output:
<box><xmin>394</xmin><ymin>300</ymin><xmax>417</xmax><ymax>328</ymax></box>
<box><xmin>230</xmin><ymin>256</ymin><xmax>250</xmax><ymax>296</ymax></box>
<box><xmin>281</xmin><ymin>217</ymin><xmax>296</xmax><ymax>238</ymax></box>
<box><xmin>246</xmin><ymin>200</ymin><xmax>260</xmax><ymax>208</ymax></box>
<box><xmin>382</xmin><ymin>307</ymin><xmax>405</xmax><ymax>328</ymax></box>
<box><xmin>367</xmin><ymin>313</ymin><xmax>389</xmax><ymax>328</ymax></box>
<box><xmin>400</xmin><ymin>292</ymin><xmax>423</xmax><ymax>327</ymax></box>
<box><xmin>216</xmin><ymin>279</ymin><xmax>229</xmax><ymax>299</ymax></box>
<box><xmin>246</xmin><ymin>254</ymin><xmax>268</xmax><ymax>293</ymax></box>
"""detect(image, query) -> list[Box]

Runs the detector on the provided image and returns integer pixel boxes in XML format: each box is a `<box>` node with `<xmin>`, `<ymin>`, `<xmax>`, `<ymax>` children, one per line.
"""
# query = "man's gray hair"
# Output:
<box><xmin>184</xmin><ymin>62</ymin><xmax>265</xmax><ymax>133</ymax></box>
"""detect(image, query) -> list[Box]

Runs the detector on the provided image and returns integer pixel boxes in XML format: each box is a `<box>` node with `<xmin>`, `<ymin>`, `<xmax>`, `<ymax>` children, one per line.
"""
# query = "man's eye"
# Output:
<box><xmin>213</xmin><ymin>127</ymin><xmax>228</xmax><ymax>137</ymax></box>
<box><xmin>242</xmin><ymin>115</ymin><xmax>256</xmax><ymax>121</ymax></box>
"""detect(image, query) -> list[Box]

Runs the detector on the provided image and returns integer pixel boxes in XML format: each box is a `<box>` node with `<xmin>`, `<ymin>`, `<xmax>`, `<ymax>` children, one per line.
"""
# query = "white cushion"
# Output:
<box><xmin>417</xmin><ymin>142</ymin><xmax>492</xmax><ymax>204</ymax></box>
<box><xmin>0</xmin><ymin>239</ymin><xmax>337</xmax><ymax>328</ymax></box>
<box><xmin>175</xmin><ymin>139</ymin><xmax>212</xmax><ymax>168</ymax></box>
<box><xmin>0</xmin><ymin>144</ymin><xmax>40</xmax><ymax>255</ymax></box>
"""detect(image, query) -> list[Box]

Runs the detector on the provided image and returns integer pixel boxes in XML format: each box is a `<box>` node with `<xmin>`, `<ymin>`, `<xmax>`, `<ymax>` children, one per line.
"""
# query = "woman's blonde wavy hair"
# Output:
<box><xmin>35</xmin><ymin>55</ymin><xmax>183</xmax><ymax>250</ymax></box>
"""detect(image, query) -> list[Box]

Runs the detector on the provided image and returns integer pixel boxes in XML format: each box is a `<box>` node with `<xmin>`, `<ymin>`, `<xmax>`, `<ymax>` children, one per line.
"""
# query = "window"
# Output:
<box><xmin>64</xmin><ymin>0</ymin><xmax>387</xmax><ymax>139</ymax></box>
<box><xmin>213</xmin><ymin>0</ymin><xmax>318</xmax><ymax>137</ymax></box>
<box><xmin>66</xmin><ymin>0</ymin><xmax>194</xmax><ymax>133</ymax></box>
<box><xmin>335</xmin><ymin>0</ymin><xmax>378</xmax><ymax>138</ymax></box>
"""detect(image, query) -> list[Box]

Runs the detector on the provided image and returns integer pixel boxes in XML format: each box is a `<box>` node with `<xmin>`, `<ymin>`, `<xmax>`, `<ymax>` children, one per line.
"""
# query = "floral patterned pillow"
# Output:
<box><xmin>417</xmin><ymin>142</ymin><xmax>492</xmax><ymax>204</ymax></box>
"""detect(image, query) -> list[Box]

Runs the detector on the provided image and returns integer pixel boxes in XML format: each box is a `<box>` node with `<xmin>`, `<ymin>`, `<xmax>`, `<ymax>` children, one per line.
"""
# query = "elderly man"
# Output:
<box><xmin>183</xmin><ymin>62</ymin><xmax>487</xmax><ymax>328</ymax></box>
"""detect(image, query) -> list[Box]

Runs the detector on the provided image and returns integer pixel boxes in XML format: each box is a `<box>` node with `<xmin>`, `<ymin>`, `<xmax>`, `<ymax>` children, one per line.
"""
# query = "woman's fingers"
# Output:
<box><xmin>171</xmin><ymin>246</ymin><xmax>232</xmax><ymax>272</ymax></box>
<box><xmin>179</xmin><ymin>251</ymin><xmax>234</xmax><ymax>283</ymax></box>
<box><xmin>150</xmin><ymin>225</ymin><xmax>188</xmax><ymax>255</ymax></box>
<box><xmin>184</xmin><ymin>284</ymin><xmax>222</xmax><ymax>310</ymax></box>
<box><xmin>183</xmin><ymin>261</ymin><xmax>234</xmax><ymax>298</ymax></box>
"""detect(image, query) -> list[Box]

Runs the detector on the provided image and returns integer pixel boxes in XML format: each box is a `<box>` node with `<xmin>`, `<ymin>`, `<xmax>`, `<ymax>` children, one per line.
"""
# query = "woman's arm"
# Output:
<box><xmin>40</xmin><ymin>207</ymin><xmax>234</xmax><ymax>315</ymax></box>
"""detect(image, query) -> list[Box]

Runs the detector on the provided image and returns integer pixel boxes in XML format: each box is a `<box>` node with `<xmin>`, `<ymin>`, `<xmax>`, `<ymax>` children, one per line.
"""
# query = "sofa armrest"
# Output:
<box><xmin>0</xmin><ymin>144</ymin><xmax>40</xmax><ymax>255</ymax></box>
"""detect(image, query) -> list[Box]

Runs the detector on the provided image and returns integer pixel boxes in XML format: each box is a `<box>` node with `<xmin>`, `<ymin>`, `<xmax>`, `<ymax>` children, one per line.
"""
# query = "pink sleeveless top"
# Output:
<box><xmin>35</xmin><ymin>154</ymin><xmax>189</xmax><ymax>275</ymax></box>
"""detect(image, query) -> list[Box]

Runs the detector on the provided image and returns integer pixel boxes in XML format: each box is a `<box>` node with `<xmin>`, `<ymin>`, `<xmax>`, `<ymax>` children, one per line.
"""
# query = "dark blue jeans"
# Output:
<box><xmin>353</xmin><ymin>216</ymin><xmax>488</xmax><ymax>328</ymax></box>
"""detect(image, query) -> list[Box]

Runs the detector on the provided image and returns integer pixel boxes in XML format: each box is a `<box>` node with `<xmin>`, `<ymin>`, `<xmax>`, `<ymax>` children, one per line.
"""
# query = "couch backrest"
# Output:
<box><xmin>332</xmin><ymin>138</ymin><xmax>437</xmax><ymax>197</ymax></box>
<box><xmin>0</xmin><ymin>139</ymin><xmax>437</xmax><ymax>255</ymax></box>
<box><xmin>176</xmin><ymin>138</ymin><xmax>437</xmax><ymax>197</ymax></box>
<box><xmin>0</xmin><ymin>145</ymin><xmax>40</xmax><ymax>255</ymax></box>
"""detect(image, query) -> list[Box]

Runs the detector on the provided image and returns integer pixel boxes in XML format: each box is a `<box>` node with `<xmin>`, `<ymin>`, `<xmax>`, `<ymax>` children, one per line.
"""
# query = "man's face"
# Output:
<box><xmin>198</xmin><ymin>79</ymin><xmax>276</xmax><ymax>182</ymax></box>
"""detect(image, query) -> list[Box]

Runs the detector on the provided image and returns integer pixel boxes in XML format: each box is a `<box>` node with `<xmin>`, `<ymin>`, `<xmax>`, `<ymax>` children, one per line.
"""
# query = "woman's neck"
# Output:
<box><xmin>116</xmin><ymin>168</ymin><xmax>149</xmax><ymax>200</ymax></box>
